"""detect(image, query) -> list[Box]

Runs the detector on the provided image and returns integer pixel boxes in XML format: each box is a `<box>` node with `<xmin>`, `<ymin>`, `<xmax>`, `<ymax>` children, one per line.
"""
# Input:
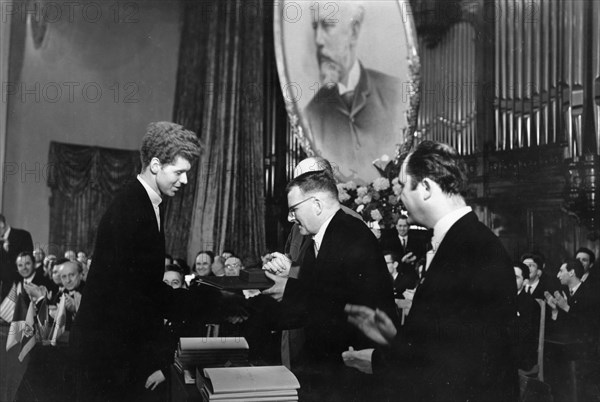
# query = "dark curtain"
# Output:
<box><xmin>165</xmin><ymin>0</ymin><xmax>266</xmax><ymax>265</ymax></box>
<box><xmin>47</xmin><ymin>142</ymin><xmax>140</xmax><ymax>255</ymax></box>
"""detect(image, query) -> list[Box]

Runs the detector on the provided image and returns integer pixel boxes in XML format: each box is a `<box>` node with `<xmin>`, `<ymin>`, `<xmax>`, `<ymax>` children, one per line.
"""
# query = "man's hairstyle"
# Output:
<box><xmin>564</xmin><ymin>259</ymin><xmax>585</xmax><ymax>279</ymax></box>
<box><xmin>286</xmin><ymin>170</ymin><xmax>339</xmax><ymax>199</ymax></box>
<box><xmin>16</xmin><ymin>251</ymin><xmax>34</xmax><ymax>263</ymax></box>
<box><xmin>60</xmin><ymin>260</ymin><xmax>83</xmax><ymax>274</ymax></box>
<box><xmin>404</xmin><ymin>141</ymin><xmax>467</xmax><ymax>195</ymax></box>
<box><xmin>165</xmin><ymin>264</ymin><xmax>184</xmax><ymax>276</ymax></box>
<box><xmin>140</xmin><ymin>122</ymin><xmax>201</xmax><ymax>169</ymax></box>
<box><xmin>54</xmin><ymin>257</ymin><xmax>70</xmax><ymax>266</ymax></box>
<box><xmin>196</xmin><ymin>250</ymin><xmax>215</xmax><ymax>264</ymax></box>
<box><xmin>520</xmin><ymin>252</ymin><xmax>544</xmax><ymax>269</ymax></box>
<box><xmin>575</xmin><ymin>247</ymin><xmax>596</xmax><ymax>264</ymax></box>
<box><xmin>514</xmin><ymin>261</ymin><xmax>530</xmax><ymax>281</ymax></box>
<box><xmin>383</xmin><ymin>250</ymin><xmax>400</xmax><ymax>263</ymax></box>
<box><xmin>397</xmin><ymin>215</ymin><xmax>408</xmax><ymax>223</ymax></box>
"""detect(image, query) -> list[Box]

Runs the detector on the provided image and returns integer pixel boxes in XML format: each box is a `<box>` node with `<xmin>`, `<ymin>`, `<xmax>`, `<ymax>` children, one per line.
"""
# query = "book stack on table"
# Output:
<box><xmin>174</xmin><ymin>337</ymin><xmax>250</xmax><ymax>383</ymax></box>
<box><xmin>197</xmin><ymin>365</ymin><xmax>300</xmax><ymax>402</ymax></box>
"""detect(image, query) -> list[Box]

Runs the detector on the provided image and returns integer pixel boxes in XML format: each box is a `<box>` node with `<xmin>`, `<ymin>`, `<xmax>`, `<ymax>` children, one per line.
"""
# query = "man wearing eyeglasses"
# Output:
<box><xmin>224</xmin><ymin>256</ymin><xmax>243</xmax><ymax>277</ymax></box>
<box><xmin>262</xmin><ymin>170</ymin><xmax>397</xmax><ymax>402</ymax></box>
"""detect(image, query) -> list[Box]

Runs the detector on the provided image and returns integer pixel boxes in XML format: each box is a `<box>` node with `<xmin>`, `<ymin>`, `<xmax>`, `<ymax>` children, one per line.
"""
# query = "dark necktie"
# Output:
<box><xmin>341</xmin><ymin>90</ymin><xmax>354</xmax><ymax>110</ymax></box>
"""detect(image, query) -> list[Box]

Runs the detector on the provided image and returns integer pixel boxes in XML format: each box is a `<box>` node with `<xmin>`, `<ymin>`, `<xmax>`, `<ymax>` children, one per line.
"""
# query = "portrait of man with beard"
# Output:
<box><xmin>303</xmin><ymin>1</ymin><xmax>406</xmax><ymax>182</ymax></box>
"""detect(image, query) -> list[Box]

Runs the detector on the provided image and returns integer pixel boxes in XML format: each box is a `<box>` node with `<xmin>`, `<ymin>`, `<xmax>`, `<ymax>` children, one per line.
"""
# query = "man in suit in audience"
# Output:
<box><xmin>263</xmin><ymin>170</ymin><xmax>397</xmax><ymax>401</ymax></box>
<box><xmin>344</xmin><ymin>141</ymin><xmax>518</xmax><ymax>402</ymax></box>
<box><xmin>0</xmin><ymin>214</ymin><xmax>34</xmax><ymax>299</ymax></box>
<box><xmin>380</xmin><ymin>215</ymin><xmax>428</xmax><ymax>273</ymax></box>
<box><xmin>514</xmin><ymin>262</ymin><xmax>540</xmax><ymax>371</ymax></box>
<box><xmin>384</xmin><ymin>250</ymin><xmax>418</xmax><ymax>299</ymax></box>
<box><xmin>545</xmin><ymin>259</ymin><xmax>600</xmax><ymax>357</ymax></box>
<box><xmin>55</xmin><ymin>260</ymin><xmax>85</xmax><ymax>331</ymax></box>
<box><xmin>576</xmin><ymin>247</ymin><xmax>598</xmax><ymax>289</ymax></box>
<box><xmin>72</xmin><ymin>122</ymin><xmax>219</xmax><ymax>401</ymax></box>
<box><xmin>522</xmin><ymin>252</ymin><xmax>559</xmax><ymax>300</ymax></box>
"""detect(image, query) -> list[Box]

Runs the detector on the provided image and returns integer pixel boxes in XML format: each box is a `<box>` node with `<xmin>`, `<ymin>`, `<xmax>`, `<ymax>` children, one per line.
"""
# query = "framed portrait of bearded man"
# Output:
<box><xmin>274</xmin><ymin>0</ymin><xmax>421</xmax><ymax>184</ymax></box>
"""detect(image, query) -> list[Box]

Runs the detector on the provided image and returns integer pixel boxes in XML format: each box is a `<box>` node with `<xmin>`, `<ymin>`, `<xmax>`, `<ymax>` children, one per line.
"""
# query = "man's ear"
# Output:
<box><xmin>149</xmin><ymin>157</ymin><xmax>162</xmax><ymax>174</ymax></box>
<box><xmin>420</xmin><ymin>178</ymin><xmax>434</xmax><ymax>200</ymax></box>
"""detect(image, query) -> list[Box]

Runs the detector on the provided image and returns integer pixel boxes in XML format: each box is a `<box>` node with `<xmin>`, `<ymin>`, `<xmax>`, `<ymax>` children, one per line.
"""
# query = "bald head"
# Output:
<box><xmin>293</xmin><ymin>157</ymin><xmax>334</xmax><ymax>178</ymax></box>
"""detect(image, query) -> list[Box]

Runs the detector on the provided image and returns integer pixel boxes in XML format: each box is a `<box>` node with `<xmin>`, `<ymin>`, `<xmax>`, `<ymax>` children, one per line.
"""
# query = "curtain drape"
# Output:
<box><xmin>165</xmin><ymin>0</ymin><xmax>266</xmax><ymax>265</ymax></box>
<box><xmin>47</xmin><ymin>141</ymin><xmax>140</xmax><ymax>255</ymax></box>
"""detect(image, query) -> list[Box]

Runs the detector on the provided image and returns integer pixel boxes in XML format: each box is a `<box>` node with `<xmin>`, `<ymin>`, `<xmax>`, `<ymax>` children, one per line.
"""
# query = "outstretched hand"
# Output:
<box><xmin>345</xmin><ymin>304</ymin><xmax>397</xmax><ymax>346</ymax></box>
<box><xmin>261</xmin><ymin>271</ymin><xmax>288</xmax><ymax>302</ymax></box>
<box><xmin>262</xmin><ymin>252</ymin><xmax>291</xmax><ymax>277</ymax></box>
<box><xmin>342</xmin><ymin>347</ymin><xmax>374</xmax><ymax>374</ymax></box>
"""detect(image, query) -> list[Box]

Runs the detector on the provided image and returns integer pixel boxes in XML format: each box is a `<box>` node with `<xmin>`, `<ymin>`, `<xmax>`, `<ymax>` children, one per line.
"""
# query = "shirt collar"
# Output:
<box><xmin>2</xmin><ymin>226</ymin><xmax>11</xmax><ymax>240</ymax></box>
<box><xmin>338</xmin><ymin>60</ymin><xmax>360</xmax><ymax>94</ymax></box>
<box><xmin>137</xmin><ymin>175</ymin><xmax>162</xmax><ymax>208</ymax></box>
<box><xmin>24</xmin><ymin>272</ymin><xmax>36</xmax><ymax>284</ymax></box>
<box><xmin>570</xmin><ymin>281</ymin><xmax>582</xmax><ymax>294</ymax></box>
<box><xmin>312</xmin><ymin>210</ymin><xmax>338</xmax><ymax>253</ymax></box>
<box><xmin>431</xmin><ymin>206</ymin><xmax>472</xmax><ymax>251</ymax></box>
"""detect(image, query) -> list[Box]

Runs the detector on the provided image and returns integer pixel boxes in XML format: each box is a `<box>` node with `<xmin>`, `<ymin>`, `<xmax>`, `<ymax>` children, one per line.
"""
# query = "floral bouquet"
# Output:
<box><xmin>337</xmin><ymin>177</ymin><xmax>404</xmax><ymax>228</ymax></box>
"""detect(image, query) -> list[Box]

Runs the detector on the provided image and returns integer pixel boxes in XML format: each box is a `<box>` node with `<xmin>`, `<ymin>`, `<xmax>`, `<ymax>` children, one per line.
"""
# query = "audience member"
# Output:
<box><xmin>56</xmin><ymin>260</ymin><xmax>85</xmax><ymax>330</ymax></box>
<box><xmin>211</xmin><ymin>256</ymin><xmax>226</xmax><ymax>277</ymax></box>
<box><xmin>163</xmin><ymin>266</ymin><xmax>185</xmax><ymax>289</ymax></box>
<box><xmin>76</xmin><ymin>251</ymin><xmax>87</xmax><ymax>266</ymax></box>
<box><xmin>224</xmin><ymin>256</ymin><xmax>243</xmax><ymax>276</ymax></box>
<box><xmin>544</xmin><ymin>259</ymin><xmax>600</xmax><ymax>357</ymax></box>
<box><xmin>194</xmin><ymin>251</ymin><xmax>214</xmax><ymax>277</ymax></box>
<box><xmin>576</xmin><ymin>247</ymin><xmax>598</xmax><ymax>288</ymax></box>
<box><xmin>384</xmin><ymin>250</ymin><xmax>418</xmax><ymax>299</ymax></box>
<box><xmin>165</xmin><ymin>254</ymin><xmax>173</xmax><ymax>267</ymax></box>
<box><xmin>522</xmin><ymin>252</ymin><xmax>559</xmax><ymax>299</ymax></box>
<box><xmin>64</xmin><ymin>250</ymin><xmax>76</xmax><ymax>262</ymax></box>
<box><xmin>173</xmin><ymin>257</ymin><xmax>190</xmax><ymax>275</ymax></box>
<box><xmin>221</xmin><ymin>249</ymin><xmax>234</xmax><ymax>260</ymax></box>
<box><xmin>0</xmin><ymin>213</ymin><xmax>34</xmax><ymax>299</ymax></box>
<box><xmin>380</xmin><ymin>215</ymin><xmax>428</xmax><ymax>270</ymax></box>
<box><xmin>42</xmin><ymin>254</ymin><xmax>56</xmax><ymax>278</ymax></box>
<box><xmin>344</xmin><ymin>141</ymin><xmax>518</xmax><ymax>402</ymax></box>
<box><xmin>514</xmin><ymin>261</ymin><xmax>541</xmax><ymax>371</ymax></box>
<box><xmin>33</xmin><ymin>248</ymin><xmax>45</xmax><ymax>275</ymax></box>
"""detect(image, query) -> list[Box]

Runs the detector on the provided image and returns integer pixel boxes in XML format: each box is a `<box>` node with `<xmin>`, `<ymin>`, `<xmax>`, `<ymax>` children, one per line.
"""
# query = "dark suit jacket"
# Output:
<box><xmin>549</xmin><ymin>281</ymin><xmax>600</xmax><ymax>356</ymax></box>
<box><xmin>0</xmin><ymin>227</ymin><xmax>34</xmax><ymax>298</ymax></box>
<box><xmin>529</xmin><ymin>272</ymin><xmax>560</xmax><ymax>300</ymax></box>
<box><xmin>380</xmin><ymin>228</ymin><xmax>429</xmax><ymax>263</ymax></box>
<box><xmin>373</xmin><ymin>212</ymin><xmax>519</xmax><ymax>402</ymax></box>
<box><xmin>282</xmin><ymin>209</ymin><xmax>397</xmax><ymax>399</ymax></box>
<box><xmin>516</xmin><ymin>290</ymin><xmax>540</xmax><ymax>370</ymax></box>
<box><xmin>73</xmin><ymin>180</ymin><xmax>215</xmax><ymax>386</ymax></box>
<box><xmin>304</xmin><ymin>64</ymin><xmax>404</xmax><ymax>181</ymax></box>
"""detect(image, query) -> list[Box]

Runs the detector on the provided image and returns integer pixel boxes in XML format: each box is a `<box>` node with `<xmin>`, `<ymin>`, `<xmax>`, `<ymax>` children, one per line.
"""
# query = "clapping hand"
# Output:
<box><xmin>543</xmin><ymin>291</ymin><xmax>557</xmax><ymax>310</ymax></box>
<box><xmin>64</xmin><ymin>294</ymin><xmax>76</xmax><ymax>313</ymax></box>
<box><xmin>345</xmin><ymin>304</ymin><xmax>397</xmax><ymax>346</ymax></box>
<box><xmin>23</xmin><ymin>283</ymin><xmax>47</xmax><ymax>301</ymax></box>
<box><xmin>401</xmin><ymin>252</ymin><xmax>417</xmax><ymax>265</ymax></box>
<box><xmin>553</xmin><ymin>290</ymin><xmax>570</xmax><ymax>312</ymax></box>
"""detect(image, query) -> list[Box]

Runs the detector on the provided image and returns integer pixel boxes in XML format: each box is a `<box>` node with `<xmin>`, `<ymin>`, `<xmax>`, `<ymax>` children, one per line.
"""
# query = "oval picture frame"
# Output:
<box><xmin>274</xmin><ymin>0</ymin><xmax>421</xmax><ymax>184</ymax></box>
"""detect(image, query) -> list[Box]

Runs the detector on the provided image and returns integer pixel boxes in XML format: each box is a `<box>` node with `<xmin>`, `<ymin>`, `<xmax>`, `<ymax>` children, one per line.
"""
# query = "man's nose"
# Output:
<box><xmin>180</xmin><ymin>172</ymin><xmax>188</xmax><ymax>185</ymax></box>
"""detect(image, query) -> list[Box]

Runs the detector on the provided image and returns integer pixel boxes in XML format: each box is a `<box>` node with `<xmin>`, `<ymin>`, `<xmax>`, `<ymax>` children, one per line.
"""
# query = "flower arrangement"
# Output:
<box><xmin>337</xmin><ymin>177</ymin><xmax>404</xmax><ymax>228</ymax></box>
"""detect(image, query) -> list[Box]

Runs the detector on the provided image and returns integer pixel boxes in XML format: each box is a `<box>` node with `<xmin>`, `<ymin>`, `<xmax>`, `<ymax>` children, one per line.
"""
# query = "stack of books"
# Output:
<box><xmin>197</xmin><ymin>365</ymin><xmax>300</xmax><ymax>401</ymax></box>
<box><xmin>174</xmin><ymin>337</ymin><xmax>250</xmax><ymax>383</ymax></box>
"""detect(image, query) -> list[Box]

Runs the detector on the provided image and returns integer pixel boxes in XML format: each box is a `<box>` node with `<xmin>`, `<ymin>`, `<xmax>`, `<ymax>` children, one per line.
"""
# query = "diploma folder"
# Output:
<box><xmin>197</xmin><ymin>365</ymin><xmax>300</xmax><ymax>401</ymax></box>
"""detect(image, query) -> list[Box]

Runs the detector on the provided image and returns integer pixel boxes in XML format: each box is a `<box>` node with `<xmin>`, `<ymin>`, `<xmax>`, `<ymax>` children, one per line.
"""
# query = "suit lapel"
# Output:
<box><xmin>351</xmin><ymin>64</ymin><xmax>370</xmax><ymax>115</ymax></box>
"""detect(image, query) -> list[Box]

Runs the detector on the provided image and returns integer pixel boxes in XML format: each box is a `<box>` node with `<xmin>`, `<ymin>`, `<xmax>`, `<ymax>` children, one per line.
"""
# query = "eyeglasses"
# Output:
<box><xmin>225</xmin><ymin>263</ymin><xmax>241</xmax><ymax>269</ymax></box>
<box><xmin>288</xmin><ymin>196</ymin><xmax>316</xmax><ymax>219</ymax></box>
